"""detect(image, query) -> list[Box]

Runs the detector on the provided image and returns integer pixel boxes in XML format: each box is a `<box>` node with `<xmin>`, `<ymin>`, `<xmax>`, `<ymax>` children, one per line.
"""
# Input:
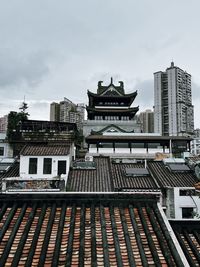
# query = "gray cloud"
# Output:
<box><xmin>0</xmin><ymin>49</ymin><xmax>50</xmax><ymax>90</ymax></box>
<box><xmin>133</xmin><ymin>80</ymin><xmax>154</xmax><ymax>111</ymax></box>
<box><xmin>0</xmin><ymin>0</ymin><xmax>200</xmax><ymax>127</ymax></box>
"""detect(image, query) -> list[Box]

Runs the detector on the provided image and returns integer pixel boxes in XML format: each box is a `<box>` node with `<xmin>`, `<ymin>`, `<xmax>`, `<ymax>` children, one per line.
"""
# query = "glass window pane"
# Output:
<box><xmin>29</xmin><ymin>158</ymin><xmax>37</xmax><ymax>174</ymax></box>
<box><xmin>182</xmin><ymin>208</ymin><xmax>193</xmax><ymax>218</ymax></box>
<box><xmin>0</xmin><ymin>147</ymin><xmax>4</xmax><ymax>156</ymax></box>
<box><xmin>58</xmin><ymin>160</ymin><xmax>66</xmax><ymax>176</ymax></box>
<box><xmin>43</xmin><ymin>158</ymin><xmax>52</xmax><ymax>174</ymax></box>
<box><xmin>115</xmin><ymin>143</ymin><xmax>129</xmax><ymax>148</ymax></box>
<box><xmin>132</xmin><ymin>143</ymin><xmax>145</xmax><ymax>148</ymax></box>
<box><xmin>98</xmin><ymin>142</ymin><xmax>113</xmax><ymax>148</ymax></box>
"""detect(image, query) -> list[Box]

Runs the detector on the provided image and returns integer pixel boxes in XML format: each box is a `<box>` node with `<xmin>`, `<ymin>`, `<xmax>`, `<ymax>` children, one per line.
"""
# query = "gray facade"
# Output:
<box><xmin>154</xmin><ymin>62</ymin><xmax>194</xmax><ymax>136</ymax></box>
<box><xmin>50</xmin><ymin>98</ymin><xmax>85</xmax><ymax>130</ymax></box>
<box><xmin>139</xmin><ymin>109</ymin><xmax>154</xmax><ymax>133</ymax></box>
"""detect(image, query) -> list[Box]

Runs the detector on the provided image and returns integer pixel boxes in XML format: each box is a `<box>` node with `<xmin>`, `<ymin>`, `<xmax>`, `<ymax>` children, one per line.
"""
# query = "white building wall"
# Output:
<box><xmin>173</xmin><ymin>187</ymin><xmax>200</xmax><ymax>219</ymax></box>
<box><xmin>191</xmin><ymin>138</ymin><xmax>200</xmax><ymax>155</ymax></box>
<box><xmin>0</xmin><ymin>133</ymin><xmax>13</xmax><ymax>158</ymax></box>
<box><xmin>0</xmin><ymin>143</ymin><xmax>13</xmax><ymax>158</ymax></box>
<box><xmin>20</xmin><ymin>155</ymin><xmax>70</xmax><ymax>184</ymax></box>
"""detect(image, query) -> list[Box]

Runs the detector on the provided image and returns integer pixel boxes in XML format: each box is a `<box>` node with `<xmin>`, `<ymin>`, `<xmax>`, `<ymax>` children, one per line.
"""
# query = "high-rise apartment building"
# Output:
<box><xmin>139</xmin><ymin>109</ymin><xmax>154</xmax><ymax>133</ymax></box>
<box><xmin>50</xmin><ymin>98</ymin><xmax>85</xmax><ymax>130</ymax></box>
<box><xmin>154</xmin><ymin>62</ymin><xmax>194</xmax><ymax>136</ymax></box>
<box><xmin>50</xmin><ymin>102</ymin><xmax>60</xmax><ymax>121</ymax></box>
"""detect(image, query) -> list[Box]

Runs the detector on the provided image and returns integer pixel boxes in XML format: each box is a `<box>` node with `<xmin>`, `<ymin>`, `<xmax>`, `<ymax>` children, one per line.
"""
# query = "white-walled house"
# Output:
<box><xmin>0</xmin><ymin>133</ymin><xmax>13</xmax><ymax>159</ymax></box>
<box><xmin>148</xmin><ymin>160</ymin><xmax>200</xmax><ymax>220</ymax></box>
<box><xmin>20</xmin><ymin>144</ymin><xmax>73</xmax><ymax>186</ymax></box>
<box><xmin>165</xmin><ymin>187</ymin><xmax>200</xmax><ymax>220</ymax></box>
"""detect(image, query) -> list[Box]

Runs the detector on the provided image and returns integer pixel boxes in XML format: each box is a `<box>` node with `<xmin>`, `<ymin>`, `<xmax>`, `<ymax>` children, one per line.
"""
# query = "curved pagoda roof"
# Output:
<box><xmin>86</xmin><ymin>106</ymin><xmax>139</xmax><ymax>120</ymax></box>
<box><xmin>86</xmin><ymin>106</ymin><xmax>139</xmax><ymax>114</ymax></box>
<box><xmin>87</xmin><ymin>78</ymin><xmax>138</xmax><ymax>107</ymax></box>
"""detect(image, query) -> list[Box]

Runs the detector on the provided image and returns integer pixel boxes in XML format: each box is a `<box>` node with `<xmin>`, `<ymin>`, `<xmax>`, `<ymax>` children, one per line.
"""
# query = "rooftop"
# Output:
<box><xmin>110</xmin><ymin>161</ymin><xmax>158</xmax><ymax>191</ymax></box>
<box><xmin>20</xmin><ymin>144</ymin><xmax>70</xmax><ymax>156</ymax></box>
<box><xmin>68</xmin><ymin>157</ymin><xmax>198</xmax><ymax>192</ymax></box>
<box><xmin>0</xmin><ymin>161</ymin><xmax>19</xmax><ymax>190</ymax></box>
<box><xmin>67</xmin><ymin>157</ymin><xmax>113</xmax><ymax>192</ymax></box>
<box><xmin>0</xmin><ymin>194</ymin><xmax>185</xmax><ymax>267</ymax></box>
<box><xmin>148</xmin><ymin>161</ymin><xmax>198</xmax><ymax>188</ymax></box>
<box><xmin>170</xmin><ymin>220</ymin><xmax>200</xmax><ymax>266</ymax></box>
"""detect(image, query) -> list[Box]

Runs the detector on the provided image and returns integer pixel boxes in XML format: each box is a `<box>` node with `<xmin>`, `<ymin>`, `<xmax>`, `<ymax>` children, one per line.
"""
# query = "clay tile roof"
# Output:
<box><xmin>110</xmin><ymin>162</ymin><xmax>158</xmax><ymax>190</ymax></box>
<box><xmin>0</xmin><ymin>162</ymin><xmax>20</xmax><ymax>190</ymax></box>
<box><xmin>170</xmin><ymin>221</ymin><xmax>200</xmax><ymax>267</ymax></box>
<box><xmin>20</xmin><ymin>144</ymin><xmax>70</xmax><ymax>156</ymax></box>
<box><xmin>148</xmin><ymin>161</ymin><xmax>198</xmax><ymax>188</ymax></box>
<box><xmin>0</xmin><ymin>195</ymin><xmax>185</xmax><ymax>267</ymax></box>
<box><xmin>0</xmin><ymin>162</ymin><xmax>19</xmax><ymax>178</ymax></box>
<box><xmin>67</xmin><ymin>158</ymin><xmax>160</xmax><ymax>192</ymax></box>
<box><xmin>67</xmin><ymin>157</ymin><xmax>113</xmax><ymax>192</ymax></box>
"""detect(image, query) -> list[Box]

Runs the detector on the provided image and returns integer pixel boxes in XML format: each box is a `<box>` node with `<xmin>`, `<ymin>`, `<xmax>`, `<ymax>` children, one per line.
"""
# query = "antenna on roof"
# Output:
<box><xmin>110</xmin><ymin>77</ymin><xmax>113</xmax><ymax>84</ymax></box>
<box><xmin>171</xmin><ymin>59</ymin><xmax>174</xmax><ymax>68</ymax></box>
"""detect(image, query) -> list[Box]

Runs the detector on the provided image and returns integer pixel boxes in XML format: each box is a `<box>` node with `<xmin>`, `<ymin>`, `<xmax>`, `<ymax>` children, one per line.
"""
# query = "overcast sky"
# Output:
<box><xmin>0</xmin><ymin>0</ymin><xmax>200</xmax><ymax>127</ymax></box>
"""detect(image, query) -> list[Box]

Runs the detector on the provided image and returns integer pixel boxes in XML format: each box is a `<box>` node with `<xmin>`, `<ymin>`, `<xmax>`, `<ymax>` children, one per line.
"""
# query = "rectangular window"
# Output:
<box><xmin>179</xmin><ymin>189</ymin><xmax>196</xmax><ymax>196</ymax></box>
<box><xmin>57</xmin><ymin>160</ymin><xmax>66</xmax><ymax>176</ymax></box>
<box><xmin>43</xmin><ymin>158</ymin><xmax>52</xmax><ymax>174</ymax></box>
<box><xmin>0</xmin><ymin>147</ymin><xmax>4</xmax><ymax>156</ymax></box>
<box><xmin>98</xmin><ymin>142</ymin><xmax>113</xmax><ymax>148</ymax></box>
<box><xmin>132</xmin><ymin>143</ymin><xmax>145</xmax><ymax>148</ymax></box>
<box><xmin>29</xmin><ymin>158</ymin><xmax>38</xmax><ymax>174</ymax></box>
<box><xmin>182</xmin><ymin>207</ymin><xmax>193</xmax><ymax>219</ymax></box>
<box><xmin>115</xmin><ymin>142</ymin><xmax>129</xmax><ymax>148</ymax></box>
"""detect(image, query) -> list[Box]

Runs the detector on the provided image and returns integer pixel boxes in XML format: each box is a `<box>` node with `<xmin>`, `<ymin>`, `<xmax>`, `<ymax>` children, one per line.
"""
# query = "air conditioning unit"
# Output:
<box><xmin>85</xmin><ymin>155</ymin><xmax>93</xmax><ymax>162</ymax></box>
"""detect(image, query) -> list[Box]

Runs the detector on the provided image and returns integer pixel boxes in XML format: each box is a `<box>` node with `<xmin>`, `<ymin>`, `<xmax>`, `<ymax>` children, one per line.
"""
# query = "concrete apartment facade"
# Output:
<box><xmin>154</xmin><ymin>62</ymin><xmax>194</xmax><ymax>136</ymax></box>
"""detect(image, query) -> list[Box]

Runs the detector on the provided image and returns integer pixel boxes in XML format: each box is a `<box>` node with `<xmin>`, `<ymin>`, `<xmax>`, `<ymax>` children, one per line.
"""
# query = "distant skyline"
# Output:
<box><xmin>0</xmin><ymin>1</ymin><xmax>200</xmax><ymax>127</ymax></box>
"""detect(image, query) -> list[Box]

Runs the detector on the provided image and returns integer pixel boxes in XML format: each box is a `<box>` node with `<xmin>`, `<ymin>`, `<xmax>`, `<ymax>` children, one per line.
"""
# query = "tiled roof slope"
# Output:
<box><xmin>67</xmin><ymin>157</ymin><xmax>113</xmax><ymax>192</ymax></box>
<box><xmin>0</xmin><ymin>162</ymin><xmax>19</xmax><ymax>190</ymax></box>
<box><xmin>170</xmin><ymin>221</ymin><xmax>200</xmax><ymax>267</ymax></box>
<box><xmin>186</xmin><ymin>155</ymin><xmax>200</xmax><ymax>165</ymax></box>
<box><xmin>148</xmin><ymin>161</ymin><xmax>198</xmax><ymax>188</ymax></box>
<box><xmin>20</xmin><ymin>144</ymin><xmax>70</xmax><ymax>156</ymax></box>
<box><xmin>110</xmin><ymin>162</ymin><xmax>158</xmax><ymax>190</ymax></box>
<box><xmin>0</xmin><ymin>195</ymin><xmax>184</xmax><ymax>267</ymax></box>
<box><xmin>0</xmin><ymin>162</ymin><xmax>19</xmax><ymax>179</ymax></box>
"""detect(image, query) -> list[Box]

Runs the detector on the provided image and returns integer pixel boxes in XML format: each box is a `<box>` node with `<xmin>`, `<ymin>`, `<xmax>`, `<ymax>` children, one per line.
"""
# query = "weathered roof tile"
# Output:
<box><xmin>20</xmin><ymin>144</ymin><xmax>70</xmax><ymax>156</ymax></box>
<box><xmin>0</xmin><ymin>195</ymin><xmax>184</xmax><ymax>266</ymax></box>
<box><xmin>148</xmin><ymin>161</ymin><xmax>198</xmax><ymax>188</ymax></box>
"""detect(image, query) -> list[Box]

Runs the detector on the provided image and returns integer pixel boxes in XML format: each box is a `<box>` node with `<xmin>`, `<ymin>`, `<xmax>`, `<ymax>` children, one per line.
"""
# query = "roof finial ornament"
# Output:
<box><xmin>111</xmin><ymin>77</ymin><xmax>113</xmax><ymax>84</ymax></box>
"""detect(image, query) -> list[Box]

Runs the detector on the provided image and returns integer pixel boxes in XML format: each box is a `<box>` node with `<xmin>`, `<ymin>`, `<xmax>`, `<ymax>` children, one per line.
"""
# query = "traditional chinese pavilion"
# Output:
<box><xmin>86</xmin><ymin>78</ymin><xmax>139</xmax><ymax>121</ymax></box>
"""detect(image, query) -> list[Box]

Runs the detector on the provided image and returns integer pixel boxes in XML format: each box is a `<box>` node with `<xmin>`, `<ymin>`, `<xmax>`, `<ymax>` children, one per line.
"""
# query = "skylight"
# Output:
<box><xmin>168</xmin><ymin>164</ymin><xmax>191</xmax><ymax>172</ymax></box>
<box><xmin>125</xmin><ymin>168</ymin><xmax>149</xmax><ymax>177</ymax></box>
<box><xmin>72</xmin><ymin>161</ymin><xmax>96</xmax><ymax>170</ymax></box>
